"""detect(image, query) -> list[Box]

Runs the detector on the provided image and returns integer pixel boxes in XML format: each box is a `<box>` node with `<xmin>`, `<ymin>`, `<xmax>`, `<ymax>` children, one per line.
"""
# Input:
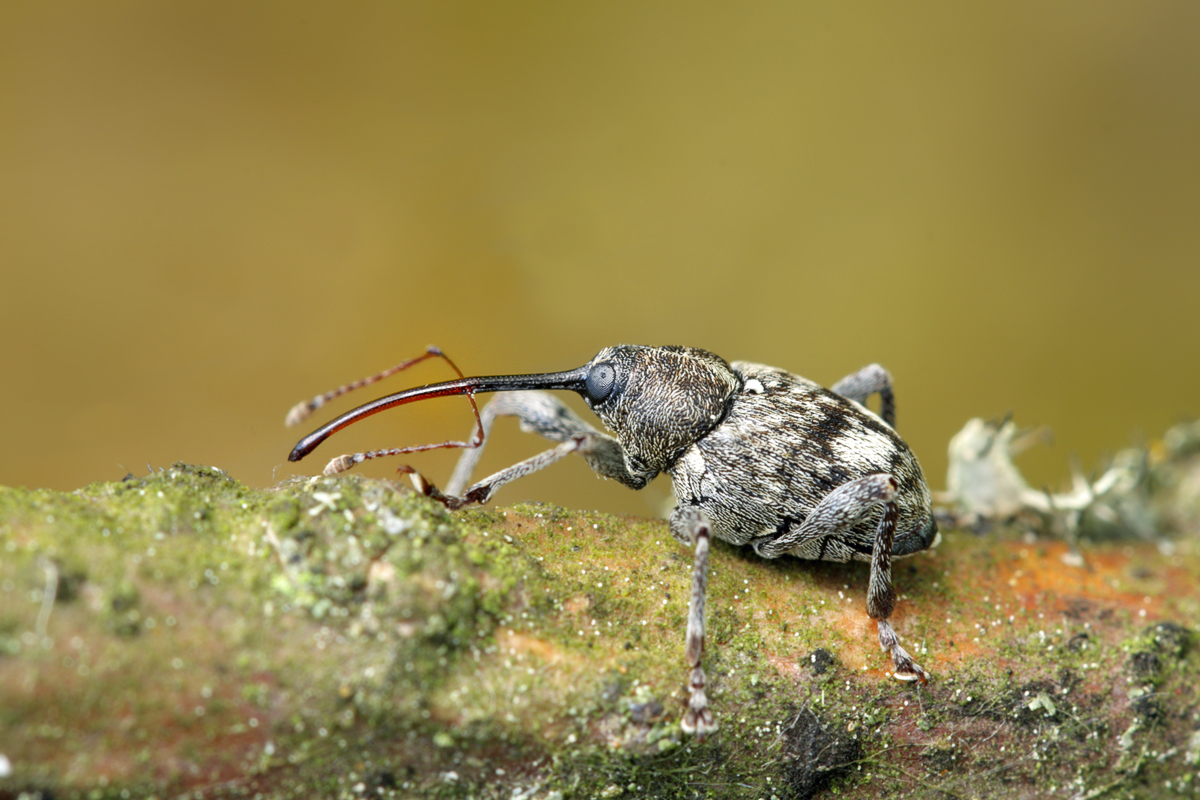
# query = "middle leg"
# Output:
<box><xmin>671</xmin><ymin>504</ymin><xmax>717</xmax><ymax>736</ymax></box>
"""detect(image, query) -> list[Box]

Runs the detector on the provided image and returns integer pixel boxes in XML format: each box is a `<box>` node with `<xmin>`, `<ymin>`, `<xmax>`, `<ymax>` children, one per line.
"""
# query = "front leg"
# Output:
<box><xmin>447</xmin><ymin>390</ymin><xmax>656</xmax><ymax>495</ymax></box>
<box><xmin>409</xmin><ymin>391</ymin><xmax>658</xmax><ymax>510</ymax></box>
<box><xmin>754</xmin><ymin>475</ymin><xmax>929</xmax><ymax>682</ymax></box>
<box><xmin>670</xmin><ymin>505</ymin><xmax>717</xmax><ymax>736</ymax></box>
<box><xmin>446</xmin><ymin>391</ymin><xmax>604</xmax><ymax>495</ymax></box>
<box><xmin>405</xmin><ymin>436</ymin><xmax>589</xmax><ymax>510</ymax></box>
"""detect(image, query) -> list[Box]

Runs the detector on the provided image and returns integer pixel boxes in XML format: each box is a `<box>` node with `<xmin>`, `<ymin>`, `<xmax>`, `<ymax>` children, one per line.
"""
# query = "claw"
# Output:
<box><xmin>681</xmin><ymin>666</ymin><xmax>718</xmax><ymax>737</ymax></box>
<box><xmin>892</xmin><ymin>657</ymin><xmax>930</xmax><ymax>683</ymax></box>
<box><xmin>877</xmin><ymin>619</ymin><xmax>930</xmax><ymax>683</ymax></box>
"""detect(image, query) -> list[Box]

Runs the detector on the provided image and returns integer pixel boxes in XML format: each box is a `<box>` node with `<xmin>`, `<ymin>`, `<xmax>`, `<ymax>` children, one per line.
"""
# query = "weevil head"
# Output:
<box><xmin>579</xmin><ymin>345</ymin><xmax>740</xmax><ymax>474</ymax></box>
<box><xmin>287</xmin><ymin>342</ymin><xmax>740</xmax><ymax>477</ymax></box>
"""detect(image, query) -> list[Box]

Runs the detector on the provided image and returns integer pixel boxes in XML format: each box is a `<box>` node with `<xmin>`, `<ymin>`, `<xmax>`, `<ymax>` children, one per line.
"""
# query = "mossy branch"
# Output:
<box><xmin>1</xmin><ymin>464</ymin><xmax>1197</xmax><ymax>799</ymax></box>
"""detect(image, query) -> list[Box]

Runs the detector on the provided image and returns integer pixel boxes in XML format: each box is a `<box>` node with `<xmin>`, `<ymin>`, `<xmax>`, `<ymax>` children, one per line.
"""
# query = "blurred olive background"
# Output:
<box><xmin>2</xmin><ymin>2</ymin><xmax>1198</xmax><ymax>518</ymax></box>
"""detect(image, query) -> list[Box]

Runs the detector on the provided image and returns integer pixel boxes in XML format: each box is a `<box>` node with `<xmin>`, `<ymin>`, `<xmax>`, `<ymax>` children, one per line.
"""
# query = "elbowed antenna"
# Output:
<box><xmin>287</xmin><ymin>367</ymin><xmax>590</xmax><ymax>463</ymax></box>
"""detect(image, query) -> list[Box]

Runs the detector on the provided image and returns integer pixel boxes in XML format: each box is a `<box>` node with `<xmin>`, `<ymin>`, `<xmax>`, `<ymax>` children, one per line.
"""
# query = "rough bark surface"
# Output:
<box><xmin>1</xmin><ymin>461</ymin><xmax>1198</xmax><ymax>799</ymax></box>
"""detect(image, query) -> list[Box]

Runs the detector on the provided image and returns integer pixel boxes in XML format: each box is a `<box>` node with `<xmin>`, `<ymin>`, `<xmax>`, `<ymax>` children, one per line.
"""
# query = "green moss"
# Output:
<box><xmin>2</xmin><ymin>466</ymin><xmax>1199</xmax><ymax>798</ymax></box>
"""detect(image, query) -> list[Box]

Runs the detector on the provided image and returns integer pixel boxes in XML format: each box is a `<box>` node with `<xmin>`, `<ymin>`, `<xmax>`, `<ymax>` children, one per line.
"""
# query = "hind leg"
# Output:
<box><xmin>831</xmin><ymin>364</ymin><xmax>895</xmax><ymax>427</ymax></box>
<box><xmin>753</xmin><ymin>475</ymin><xmax>929</xmax><ymax>682</ymax></box>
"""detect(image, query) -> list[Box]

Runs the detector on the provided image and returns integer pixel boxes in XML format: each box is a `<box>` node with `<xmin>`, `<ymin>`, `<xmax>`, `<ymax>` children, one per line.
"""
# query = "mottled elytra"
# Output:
<box><xmin>286</xmin><ymin>344</ymin><xmax>938</xmax><ymax>736</ymax></box>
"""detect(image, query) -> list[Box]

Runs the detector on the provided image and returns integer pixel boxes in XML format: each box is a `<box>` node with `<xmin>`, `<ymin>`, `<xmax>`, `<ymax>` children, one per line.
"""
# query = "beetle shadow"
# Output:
<box><xmin>711</xmin><ymin>538</ymin><xmax>868</xmax><ymax>591</ymax></box>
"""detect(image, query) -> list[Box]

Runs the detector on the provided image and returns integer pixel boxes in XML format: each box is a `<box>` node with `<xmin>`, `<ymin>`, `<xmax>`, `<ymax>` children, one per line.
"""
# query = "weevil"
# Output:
<box><xmin>286</xmin><ymin>345</ymin><xmax>938</xmax><ymax>735</ymax></box>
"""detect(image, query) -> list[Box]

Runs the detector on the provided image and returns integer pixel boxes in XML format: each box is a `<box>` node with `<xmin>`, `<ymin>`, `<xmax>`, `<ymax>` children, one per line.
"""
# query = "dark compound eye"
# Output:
<box><xmin>585</xmin><ymin>362</ymin><xmax>617</xmax><ymax>403</ymax></box>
